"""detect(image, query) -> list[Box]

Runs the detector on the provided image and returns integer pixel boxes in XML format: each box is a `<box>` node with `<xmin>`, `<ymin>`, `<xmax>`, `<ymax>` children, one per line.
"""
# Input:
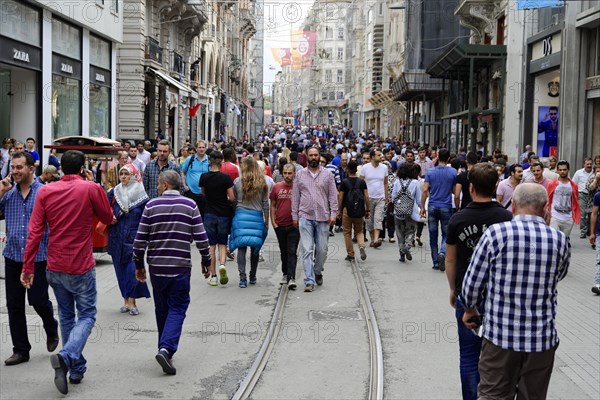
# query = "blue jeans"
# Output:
<box><xmin>455</xmin><ymin>299</ymin><xmax>482</xmax><ymax>400</ymax></box>
<box><xmin>46</xmin><ymin>268</ymin><xmax>97</xmax><ymax>379</ymax></box>
<box><xmin>427</xmin><ymin>206</ymin><xmax>453</xmax><ymax>266</ymax></box>
<box><xmin>150</xmin><ymin>273</ymin><xmax>191</xmax><ymax>355</ymax></box>
<box><xmin>595</xmin><ymin>235</ymin><xmax>600</xmax><ymax>285</ymax></box>
<box><xmin>299</xmin><ymin>218</ymin><xmax>329</xmax><ymax>285</ymax></box>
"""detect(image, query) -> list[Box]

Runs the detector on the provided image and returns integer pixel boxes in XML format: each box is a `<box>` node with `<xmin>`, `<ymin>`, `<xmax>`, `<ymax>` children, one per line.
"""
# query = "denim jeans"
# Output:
<box><xmin>274</xmin><ymin>225</ymin><xmax>300</xmax><ymax>280</ymax></box>
<box><xmin>150</xmin><ymin>273</ymin><xmax>191</xmax><ymax>355</ymax></box>
<box><xmin>46</xmin><ymin>268</ymin><xmax>97</xmax><ymax>378</ymax></box>
<box><xmin>5</xmin><ymin>258</ymin><xmax>57</xmax><ymax>355</ymax></box>
<box><xmin>455</xmin><ymin>299</ymin><xmax>482</xmax><ymax>400</ymax></box>
<box><xmin>427</xmin><ymin>206</ymin><xmax>453</xmax><ymax>266</ymax></box>
<box><xmin>299</xmin><ymin>218</ymin><xmax>329</xmax><ymax>285</ymax></box>
<box><xmin>595</xmin><ymin>235</ymin><xmax>600</xmax><ymax>286</ymax></box>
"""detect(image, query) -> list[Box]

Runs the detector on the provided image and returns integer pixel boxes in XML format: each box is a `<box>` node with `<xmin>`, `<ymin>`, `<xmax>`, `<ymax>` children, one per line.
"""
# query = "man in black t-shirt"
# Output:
<box><xmin>454</xmin><ymin>151</ymin><xmax>478</xmax><ymax>210</ymax></box>
<box><xmin>199</xmin><ymin>151</ymin><xmax>235</xmax><ymax>287</ymax></box>
<box><xmin>446</xmin><ymin>163</ymin><xmax>513</xmax><ymax>400</ymax></box>
<box><xmin>337</xmin><ymin>160</ymin><xmax>370</xmax><ymax>261</ymax></box>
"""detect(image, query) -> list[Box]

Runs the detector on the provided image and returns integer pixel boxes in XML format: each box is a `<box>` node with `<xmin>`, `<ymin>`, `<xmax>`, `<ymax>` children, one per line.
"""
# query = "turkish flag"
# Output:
<box><xmin>189</xmin><ymin>104</ymin><xmax>201</xmax><ymax>117</ymax></box>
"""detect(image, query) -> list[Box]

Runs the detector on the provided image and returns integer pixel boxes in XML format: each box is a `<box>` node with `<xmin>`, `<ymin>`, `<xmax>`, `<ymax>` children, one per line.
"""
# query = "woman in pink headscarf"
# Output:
<box><xmin>107</xmin><ymin>164</ymin><xmax>150</xmax><ymax>315</ymax></box>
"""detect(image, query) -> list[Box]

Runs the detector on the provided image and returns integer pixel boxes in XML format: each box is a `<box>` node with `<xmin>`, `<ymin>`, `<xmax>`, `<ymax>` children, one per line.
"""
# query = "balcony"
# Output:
<box><xmin>145</xmin><ymin>36</ymin><xmax>163</xmax><ymax>65</ymax></box>
<box><xmin>455</xmin><ymin>0</ymin><xmax>502</xmax><ymax>42</ymax></box>
<box><xmin>391</xmin><ymin>70</ymin><xmax>445</xmax><ymax>101</ymax></box>
<box><xmin>185</xmin><ymin>0</ymin><xmax>209</xmax><ymax>25</ymax></box>
<box><xmin>171</xmin><ymin>51</ymin><xmax>184</xmax><ymax>76</ymax></box>
<box><xmin>240</xmin><ymin>8</ymin><xmax>257</xmax><ymax>39</ymax></box>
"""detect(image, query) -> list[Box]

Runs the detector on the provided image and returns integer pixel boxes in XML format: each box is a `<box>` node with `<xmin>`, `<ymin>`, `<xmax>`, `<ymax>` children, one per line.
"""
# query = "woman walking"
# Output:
<box><xmin>229</xmin><ymin>157</ymin><xmax>269</xmax><ymax>288</ymax></box>
<box><xmin>107</xmin><ymin>164</ymin><xmax>151</xmax><ymax>314</ymax></box>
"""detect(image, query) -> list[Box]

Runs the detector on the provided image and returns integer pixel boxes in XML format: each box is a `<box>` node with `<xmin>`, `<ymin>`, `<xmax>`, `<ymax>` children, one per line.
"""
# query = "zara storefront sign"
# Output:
<box><xmin>95</xmin><ymin>73</ymin><xmax>105</xmax><ymax>83</ymax></box>
<box><xmin>61</xmin><ymin>63</ymin><xmax>73</xmax><ymax>74</ymax></box>
<box><xmin>13</xmin><ymin>49</ymin><xmax>30</xmax><ymax>63</ymax></box>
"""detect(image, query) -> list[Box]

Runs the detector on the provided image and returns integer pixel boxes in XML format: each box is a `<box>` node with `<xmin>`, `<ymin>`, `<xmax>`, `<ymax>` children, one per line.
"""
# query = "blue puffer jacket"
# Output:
<box><xmin>229</xmin><ymin>208</ymin><xmax>268</xmax><ymax>254</ymax></box>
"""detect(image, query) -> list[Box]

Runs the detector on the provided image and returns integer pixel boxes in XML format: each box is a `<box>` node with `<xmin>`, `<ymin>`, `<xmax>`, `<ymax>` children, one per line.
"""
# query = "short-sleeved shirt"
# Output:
<box><xmin>551</xmin><ymin>181</ymin><xmax>573</xmax><ymax>221</ymax></box>
<box><xmin>270</xmin><ymin>182</ymin><xmax>294</xmax><ymax>227</ymax></box>
<box><xmin>199</xmin><ymin>171</ymin><xmax>234</xmax><ymax>217</ymax></box>
<box><xmin>425</xmin><ymin>166</ymin><xmax>457</xmax><ymax>208</ymax></box>
<box><xmin>339</xmin><ymin>177</ymin><xmax>368</xmax><ymax>211</ymax></box>
<box><xmin>447</xmin><ymin>201</ymin><xmax>513</xmax><ymax>290</ymax></box>
<box><xmin>456</xmin><ymin>170</ymin><xmax>472</xmax><ymax>209</ymax></box>
<box><xmin>181</xmin><ymin>154</ymin><xmax>209</xmax><ymax>194</ymax></box>
<box><xmin>360</xmin><ymin>163</ymin><xmax>387</xmax><ymax>199</ymax></box>
<box><xmin>496</xmin><ymin>178</ymin><xmax>517</xmax><ymax>208</ymax></box>
<box><xmin>220</xmin><ymin>161</ymin><xmax>239</xmax><ymax>182</ymax></box>
<box><xmin>594</xmin><ymin>192</ymin><xmax>600</xmax><ymax>234</ymax></box>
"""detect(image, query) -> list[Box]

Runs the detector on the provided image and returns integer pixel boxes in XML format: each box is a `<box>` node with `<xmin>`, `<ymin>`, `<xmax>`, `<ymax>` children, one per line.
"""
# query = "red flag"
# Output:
<box><xmin>189</xmin><ymin>104</ymin><xmax>201</xmax><ymax>117</ymax></box>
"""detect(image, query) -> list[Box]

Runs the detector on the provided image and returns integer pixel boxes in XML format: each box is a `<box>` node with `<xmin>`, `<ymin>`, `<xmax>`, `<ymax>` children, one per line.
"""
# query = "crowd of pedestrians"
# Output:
<box><xmin>0</xmin><ymin>129</ymin><xmax>598</xmax><ymax>396</ymax></box>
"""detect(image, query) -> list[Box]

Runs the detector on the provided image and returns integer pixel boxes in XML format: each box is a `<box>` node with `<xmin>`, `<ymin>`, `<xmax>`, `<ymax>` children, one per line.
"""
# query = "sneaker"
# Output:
<box><xmin>592</xmin><ymin>285</ymin><xmax>600</xmax><ymax>295</ymax></box>
<box><xmin>399</xmin><ymin>254</ymin><xmax>405</xmax><ymax>262</ymax></box>
<box><xmin>304</xmin><ymin>284</ymin><xmax>314</xmax><ymax>292</ymax></box>
<box><xmin>258</xmin><ymin>254</ymin><xmax>265</xmax><ymax>262</ymax></box>
<box><xmin>359</xmin><ymin>247</ymin><xmax>367</xmax><ymax>261</ymax></box>
<box><xmin>439</xmin><ymin>254</ymin><xmax>446</xmax><ymax>272</ymax></box>
<box><xmin>226</xmin><ymin>250</ymin><xmax>235</xmax><ymax>260</ymax></box>
<box><xmin>155</xmin><ymin>349</ymin><xmax>176</xmax><ymax>375</ymax></box>
<box><xmin>389</xmin><ymin>237</ymin><xmax>396</xmax><ymax>243</ymax></box>
<box><xmin>416</xmin><ymin>237</ymin><xmax>423</xmax><ymax>247</ymax></box>
<box><xmin>249</xmin><ymin>276</ymin><xmax>257</xmax><ymax>285</ymax></box>
<box><xmin>280</xmin><ymin>275</ymin><xmax>288</xmax><ymax>285</ymax></box>
<box><xmin>208</xmin><ymin>276</ymin><xmax>218</xmax><ymax>286</ymax></box>
<box><xmin>432</xmin><ymin>265</ymin><xmax>439</xmax><ymax>270</ymax></box>
<box><xmin>239</xmin><ymin>279</ymin><xmax>247</xmax><ymax>288</ymax></box>
<box><xmin>129</xmin><ymin>307</ymin><xmax>139</xmax><ymax>316</ymax></box>
<box><xmin>405</xmin><ymin>251</ymin><xmax>412</xmax><ymax>261</ymax></box>
<box><xmin>219</xmin><ymin>265</ymin><xmax>229</xmax><ymax>285</ymax></box>
<box><xmin>345</xmin><ymin>255</ymin><xmax>354</xmax><ymax>261</ymax></box>
<box><xmin>329</xmin><ymin>231</ymin><xmax>335</xmax><ymax>237</ymax></box>
<box><xmin>288</xmin><ymin>279</ymin><xmax>297</xmax><ymax>290</ymax></box>
<box><xmin>315</xmin><ymin>274</ymin><xmax>323</xmax><ymax>286</ymax></box>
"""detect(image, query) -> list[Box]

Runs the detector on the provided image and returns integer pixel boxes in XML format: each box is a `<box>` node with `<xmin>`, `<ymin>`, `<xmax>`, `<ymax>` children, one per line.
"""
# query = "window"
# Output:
<box><xmin>90</xmin><ymin>35</ymin><xmax>111</xmax><ymax>69</ymax></box>
<box><xmin>51</xmin><ymin>75</ymin><xmax>81</xmax><ymax>140</ymax></box>
<box><xmin>52</xmin><ymin>18</ymin><xmax>81</xmax><ymax>59</ymax></box>
<box><xmin>329</xmin><ymin>91</ymin><xmax>335</xmax><ymax>100</ymax></box>
<box><xmin>367</xmin><ymin>32</ymin><xmax>373</xmax><ymax>51</ymax></box>
<box><xmin>379</xmin><ymin>3</ymin><xmax>383</xmax><ymax>15</ymax></box>
<box><xmin>325</xmin><ymin>69</ymin><xmax>332</xmax><ymax>83</ymax></box>
<box><xmin>89</xmin><ymin>84</ymin><xmax>110</xmax><ymax>137</ymax></box>
<box><xmin>368</xmin><ymin>9</ymin><xmax>373</xmax><ymax>23</ymax></box>
<box><xmin>337</xmin><ymin>69</ymin><xmax>343</xmax><ymax>83</ymax></box>
<box><xmin>326</xmin><ymin>47</ymin><xmax>333</xmax><ymax>59</ymax></box>
<box><xmin>337</xmin><ymin>91</ymin><xmax>344</xmax><ymax>100</ymax></box>
<box><xmin>337</xmin><ymin>48</ymin><xmax>344</xmax><ymax>60</ymax></box>
<box><xmin>325</xmin><ymin>26</ymin><xmax>333</xmax><ymax>39</ymax></box>
<box><xmin>322</xmin><ymin>91</ymin><xmax>328</xmax><ymax>100</ymax></box>
<box><xmin>337</xmin><ymin>27</ymin><xmax>344</xmax><ymax>40</ymax></box>
<box><xmin>0</xmin><ymin>0</ymin><xmax>41</xmax><ymax>46</ymax></box>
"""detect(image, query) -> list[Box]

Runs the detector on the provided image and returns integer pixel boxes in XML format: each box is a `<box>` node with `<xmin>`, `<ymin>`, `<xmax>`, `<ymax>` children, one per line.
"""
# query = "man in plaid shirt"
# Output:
<box><xmin>460</xmin><ymin>183</ymin><xmax>570</xmax><ymax>399</ymax></box>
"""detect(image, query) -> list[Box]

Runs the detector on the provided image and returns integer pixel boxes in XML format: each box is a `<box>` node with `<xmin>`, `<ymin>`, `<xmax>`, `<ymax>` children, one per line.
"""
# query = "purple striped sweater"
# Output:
<box><xmin>133</xmin><ymin>191</ymin><xmax>211</xmax><ymax>275</ymax></box>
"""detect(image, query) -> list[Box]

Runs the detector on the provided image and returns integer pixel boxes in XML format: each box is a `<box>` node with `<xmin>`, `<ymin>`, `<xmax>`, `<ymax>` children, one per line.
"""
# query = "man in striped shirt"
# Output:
<box><xmin>133</xmin><ymin>170</ymin><xmax>211</xmax><ymax>376</ymax></box>
<box><xmin>460</xmin><ymin>183</ymin><xmax>570</xmax><ymax>399</ymax></box>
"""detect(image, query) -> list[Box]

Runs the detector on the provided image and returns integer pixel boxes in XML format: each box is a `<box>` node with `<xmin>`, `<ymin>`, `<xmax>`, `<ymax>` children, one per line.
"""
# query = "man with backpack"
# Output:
<box><xmin>338</xmin><ymin>160</ymin><xmax>369</xmax><ymax>261</ymax></box>
<box><xmin>392</xmin><ymin>163</ymin><xmax>421</xmax><ymax>262</ymax></box>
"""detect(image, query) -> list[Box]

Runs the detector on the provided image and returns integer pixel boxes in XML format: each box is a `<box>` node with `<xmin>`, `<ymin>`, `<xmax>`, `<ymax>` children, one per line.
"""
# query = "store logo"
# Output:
<box><xmin>61</xmin><ymin>63</ymin><xmax>73</xmax><ymax>74</ymax></box>
<box><xmin>95</xmin><ymin>73</ymin><xmax>105</xmax><ymax>83</ymax></box>
<box><xmin>548</xmin><ymin>79</ymin><xmax>559</xmax><ymax>97</ymax></box>
<box><xmin>542</xmin><ymin>36</ymin><xmax>552</xmax><ymax>57</ymax></box>
<box><xmin>13</xmin><ymin>49</ymin><xmax>30</xmax><ymax>63</ymax></box>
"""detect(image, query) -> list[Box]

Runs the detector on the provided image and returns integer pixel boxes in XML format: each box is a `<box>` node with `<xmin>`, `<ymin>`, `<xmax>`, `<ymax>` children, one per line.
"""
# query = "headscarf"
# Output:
<box><xmin>113</xmin><ymin>164</ymin><xmax>148</xmax><ymax>213</ymax></box>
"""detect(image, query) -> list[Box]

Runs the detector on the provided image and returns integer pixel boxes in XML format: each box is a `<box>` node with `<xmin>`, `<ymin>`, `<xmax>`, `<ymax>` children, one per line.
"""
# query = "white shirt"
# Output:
<box><xmin>360</xmin><ymin>163</ymin><xmax>388</xmax><ymax>199</ymax></box>
<box><xmin>130</xmin><ymin>158</ymin><xmax>146</xmax><ymax>174</ymax></box>
<box><xmin>137</xmin><ymin>149</ymin><xmax>151</xmax><ymax>166</ymax></box>
<box><xmin>551</xmin><ymin>181</ymin><xmax>573</xmax><ymax>221</ymax></box>
<box><xmin>572</xmin><ymin>168</ymin><xmax>592</xmax><ymax>193</ymax></box>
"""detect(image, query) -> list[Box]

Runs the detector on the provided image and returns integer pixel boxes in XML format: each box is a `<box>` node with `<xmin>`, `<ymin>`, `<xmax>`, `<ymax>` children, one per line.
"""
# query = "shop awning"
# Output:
<box><xmin>426</xmin><ymin>44</ymin><xmax>507</xmax><ymax>78</ymax></box>
<box><xmin>148</xmin><ymin>68</ymin><xmax>198</xmax><ymax>99</ymax></box>
<box><xmin>241</xmin><ymin>98</ymin><xmax>255</xmax><ymax>112</ymax></box>
<box><xmin>392</xmin><ymin>70</ymin><xmax>445</xmax><ymax>101</ymax></box>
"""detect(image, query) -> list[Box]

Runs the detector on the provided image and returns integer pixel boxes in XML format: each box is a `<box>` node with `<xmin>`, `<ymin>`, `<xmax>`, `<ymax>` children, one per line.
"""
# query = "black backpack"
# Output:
<box><xmin>346</xmin><ymin>178</ymin><xmax>366</xmax><ymax>218</ymax></box>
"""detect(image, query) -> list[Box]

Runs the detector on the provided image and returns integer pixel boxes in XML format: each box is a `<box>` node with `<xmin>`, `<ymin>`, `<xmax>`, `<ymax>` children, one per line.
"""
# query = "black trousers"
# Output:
<box><xmin>274</xmin><ymin>225</ymin><xmax>300</xmax><ymax>280</ymax></box>
<box><xmin>184</xmin><ymin>191</ymin><xmax>206</xmax><ymax>218</ymax></box>
<box><xmin>5</xmin><ymin>258</ymin><xmax>58</xmax><ymax>355</ymax></box>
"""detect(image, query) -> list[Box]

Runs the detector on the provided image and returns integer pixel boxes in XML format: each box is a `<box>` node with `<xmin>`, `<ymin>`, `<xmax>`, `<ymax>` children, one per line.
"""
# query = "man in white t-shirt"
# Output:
<box><xmin>128</xmin><ymin>147</ymin><xmax>146</xmax><ymax>176</ymax></box>
<box><xmin>547</xmin><ymin>160</ymin><xmax>581</xmax><ymax>237</ymax></box>
<box><xmin>136</xmin><ymin>141</ymin><xmax>151</xmax><ymax>166</ymax></box>
<box><xmin>360</xmin><ymin>148</ymin><xmax>388</xmax><ymax>247</ymax></box>
<box><xmin>572</xmin><ymin>158</ymin><xmax>593</xmax><ymax>238</ymax></box>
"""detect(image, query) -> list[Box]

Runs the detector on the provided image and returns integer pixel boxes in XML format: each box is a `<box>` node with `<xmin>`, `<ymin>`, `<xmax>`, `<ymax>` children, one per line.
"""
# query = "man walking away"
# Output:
<box><xmin>21</xmin><ymin>150</ymin><xmax>114</xmax><ymax>394</ymax></box>
<box><xmin>547</xmin><ymin>160</ymin><xmax>581</xmax><ymax>237</ymax></box>
<box><xmin>292</xmin><ymin>146</ymin><xmax>338</xmax><ymax>292</ymax></box>
<box><xmin>270</xmin><ymin>163</ymin><xmax>300</xmax><ymax>289</ymax></box>
<box><xmin>461</xmin><ymin>183</ymin><xmax>570</xmax><ymax>399</ymax></box>
<box><xmin>338</xmin><ymin>160</ymin><xmax>369</xmax><ymax>261</ymax></box>
<box><xmin>0</xmin><ymin>152</ymin><xmax>59</xmax><ymax>366</ymax></box>
<box><xmin>199</xmin><ymin>151</ymin><xmax>235</xmax><ymax>286</ymax></box>
<box><xmin>420</xmin><ymin>148</ymin><xmax>457</xmax><ymax>271</ymax></box>
<box><xmin>446</xmin><ymin>163</ymin><xmax>513</xmax><ymax>400</ymax></box>
<box><xmin>133</xmin><ymin>170</ymin><xmax>211</xmax><ymax>375</ymax></box>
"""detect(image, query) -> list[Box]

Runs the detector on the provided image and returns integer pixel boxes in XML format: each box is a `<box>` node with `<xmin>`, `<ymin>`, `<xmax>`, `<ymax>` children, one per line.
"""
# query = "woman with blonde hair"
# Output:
<box><xmin>229</xmin><ymin>157</ymin><xmax>269</xmax><ymax>288</ymax></box>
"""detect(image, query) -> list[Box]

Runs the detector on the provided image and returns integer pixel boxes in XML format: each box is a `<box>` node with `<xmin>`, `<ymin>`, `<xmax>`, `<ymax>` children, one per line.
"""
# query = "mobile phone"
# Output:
<box><xmin>467</xmin><ymin>316</ymin><xmax>483</xmax><ymax>337</ymax></box>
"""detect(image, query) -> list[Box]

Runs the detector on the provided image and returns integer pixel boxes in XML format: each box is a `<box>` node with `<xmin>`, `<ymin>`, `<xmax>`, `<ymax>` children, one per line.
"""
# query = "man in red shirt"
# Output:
<box><xmin>21</xmin><ymin>150</ymin><xmax>114</xmax><ymax>394</ymax></box>
<box><xmin>270</xmin><ymin>163</ymin><xmax>299</xmax><ymax>289</ymax></box>
<box><xmin>221</xmin><ymin>147</ymin><xmax>240</xmax><ymax>182</ymax></box>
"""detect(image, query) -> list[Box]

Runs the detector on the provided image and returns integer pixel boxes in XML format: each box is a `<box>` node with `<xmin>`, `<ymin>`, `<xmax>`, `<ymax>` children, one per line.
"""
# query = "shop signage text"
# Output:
<box><xmin>586</xmin><ymin>76</ymin><xmax>600</xmax><ymax>91</ymax></box>
<box><xmin>96</xmin><ymin>73</ymin><xmax>105</xmax><ymax>83</ymax></box>
<box><xmin>61</xmin><ymin>63</ymin><xmax>73</xmax><ymax>74</ymax></box>
<box><xmin>13</xmin><ymin>49</ymin><xmax>30</xmax><ymax>63</ymax></box>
